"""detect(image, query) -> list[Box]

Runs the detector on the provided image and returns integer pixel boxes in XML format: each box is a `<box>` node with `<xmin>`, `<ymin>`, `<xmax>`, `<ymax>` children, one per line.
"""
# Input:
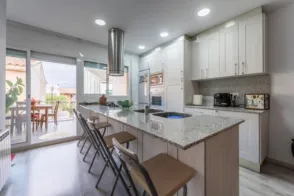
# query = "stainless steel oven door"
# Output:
<box><xmin>150</xmin><ymin>87</ymin><xmax>164</xmax><ymax>110</ymax></box>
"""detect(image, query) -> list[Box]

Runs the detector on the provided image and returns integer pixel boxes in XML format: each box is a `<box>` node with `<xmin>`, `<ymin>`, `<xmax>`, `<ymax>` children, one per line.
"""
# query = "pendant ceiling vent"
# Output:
<box><xmin>108</xmin><ymin>28</ymin><xmax>124</xmax><ymax>76</ymax></box>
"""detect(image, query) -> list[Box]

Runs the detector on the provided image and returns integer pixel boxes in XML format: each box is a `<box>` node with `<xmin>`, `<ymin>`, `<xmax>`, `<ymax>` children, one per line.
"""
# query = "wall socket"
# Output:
<box><xmin>231</xmin><ymin>93</ymin><xmax>240</xmax><ymax>98</ymax></box>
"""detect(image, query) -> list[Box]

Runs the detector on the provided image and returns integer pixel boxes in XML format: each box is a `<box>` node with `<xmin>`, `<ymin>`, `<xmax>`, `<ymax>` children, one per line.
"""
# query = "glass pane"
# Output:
<box><xmin>84</xmin><ymin>61</ymin><xmax>107</xmax><ymax>94</ymax></box>
<box><xmin>30</xmin><ymin>59</ymin><xmax>77</xmax><ymax>144</ymax></box>
<box><xmin>108</xmin><ymin>67</ymin><xmax>128</xmax><ymax>96</ymax></box>
<box><xmin>5</xmin><ymin>53</ymin><xmax>28</xmax><ymax>144</ymax></box>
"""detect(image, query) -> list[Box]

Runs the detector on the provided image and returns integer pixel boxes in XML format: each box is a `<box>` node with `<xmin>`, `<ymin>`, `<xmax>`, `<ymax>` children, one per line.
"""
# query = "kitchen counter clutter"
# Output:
<box><xmin>79</xmin><ymin>104</ymin><xmax>244</xmax><ymax>149</ymax></box>
<box><xmin>79</xmin><ymin>104</ymin><xmax>243</xmax><ymax>196</ymax></box>
<box><xmin>185</xmin><ymin>104</ymin><xmax>268</xmax><ymax>114</ymax></box>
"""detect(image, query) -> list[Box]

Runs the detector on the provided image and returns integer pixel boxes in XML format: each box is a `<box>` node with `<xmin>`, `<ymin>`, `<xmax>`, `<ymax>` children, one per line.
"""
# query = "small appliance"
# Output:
<box><xmin>214</xmin><ymin>93</ymin><xmax>231</xmax><ymax>107</ymax></box>
<box><xmin>192</xmin><ymin>95</ymin><xmax>203</xmax><ymax>105</ymax></box>
<box><xmin>244</xmin><ymin>94</ymin><xmax>270</xmax><ymax>110</ymax></box>
<box><xmin>150</xmin><ymin>72</ymin><xmax>164</xmax><ymax>86</ymax></box>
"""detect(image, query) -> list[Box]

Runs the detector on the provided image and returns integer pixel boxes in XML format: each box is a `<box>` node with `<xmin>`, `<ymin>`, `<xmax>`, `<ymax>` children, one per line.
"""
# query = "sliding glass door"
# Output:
<box><xmin>30</xmin><ymin>51</ymin><xmax>77</xmax><ymax>144</ymax></box>
<box><xmin>5</xmin><ymin>49</ymin><xmax>30</xmax><ymax>145</ymax></box>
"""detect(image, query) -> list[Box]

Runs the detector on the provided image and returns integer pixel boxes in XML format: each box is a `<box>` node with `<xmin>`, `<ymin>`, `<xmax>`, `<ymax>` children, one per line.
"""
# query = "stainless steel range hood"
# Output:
<box><xmin>108</xmin><ymin>28</ymin><xmax>124</xmax><ymax>76</ymax></box>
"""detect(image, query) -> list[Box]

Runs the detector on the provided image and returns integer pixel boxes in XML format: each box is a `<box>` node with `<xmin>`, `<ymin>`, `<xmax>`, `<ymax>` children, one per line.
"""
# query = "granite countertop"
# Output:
<box><xmin>185</xmin><ymin>105</ymin><xmax>269</xmax><ymax>114</ymax></box>
<box><xmin>0</xmin><ymin>129</ymin><xmax>9</xmax><ymax>138</ymax></box>
<box><xmin>79</xmin><ymin>105</ymin><xmax>244</xmax><ymax>150</ymax></box>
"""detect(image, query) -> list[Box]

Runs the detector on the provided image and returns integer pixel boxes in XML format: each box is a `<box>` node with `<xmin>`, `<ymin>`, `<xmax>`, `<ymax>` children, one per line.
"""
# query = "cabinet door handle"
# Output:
<box><xmin>201</xmin><ymin>69</ymin><xmax>203</xmax><ymax>79</ymax></box>
<box><xmin>206</xmin><ymin>69</ymin><xmax>208</xmax><ymax>79</ymax></box>
<box><xmin>234</xmin><ymin>63</ymin><xmax>237</xmax><ymax>75</ymax></box>
<box><xmin>242</xmin><ymin>62</ymin><xmax>245</xmax><ymax>75</ymax></box>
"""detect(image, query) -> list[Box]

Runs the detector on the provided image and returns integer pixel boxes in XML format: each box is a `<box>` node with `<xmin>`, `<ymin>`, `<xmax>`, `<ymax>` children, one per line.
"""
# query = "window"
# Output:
<box><xmin>84</xmin><ymin>61</ymin><xmax>107</xmax><ymax>94</ymax></box>
<box><xmin>84</xmin><ymin>61</ymin><xmax>129</xmax><ymax>96</ymax></box>
<box><xmin>108</xmin><ymin>67</ymin><xmax>128</xmax><ymax>96</ymax></box>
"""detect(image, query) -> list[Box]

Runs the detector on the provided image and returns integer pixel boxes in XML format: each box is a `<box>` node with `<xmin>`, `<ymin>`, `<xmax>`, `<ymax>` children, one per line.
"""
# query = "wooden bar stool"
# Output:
<box><xmin>112</xmin><ymin>138</ymin><xmax>196</xmax><ymax>196</ymax></box>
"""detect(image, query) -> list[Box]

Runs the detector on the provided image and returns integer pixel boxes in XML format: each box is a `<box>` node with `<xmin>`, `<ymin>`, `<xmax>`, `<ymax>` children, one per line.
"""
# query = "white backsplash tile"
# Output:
<box><xmin>196</xmin><ymin>75</ymin><xmax>270</xmax><ymax>104</ymax></box>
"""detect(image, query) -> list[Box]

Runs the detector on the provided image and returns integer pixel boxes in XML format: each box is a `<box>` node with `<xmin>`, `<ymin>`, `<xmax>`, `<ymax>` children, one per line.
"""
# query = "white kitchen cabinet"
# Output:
<box><xmin>185</xmin><ymin>107</ymin><xmax>269</xmax><ymax>172</ymax></box>
<box><xmin>191</xmin><ymin>39</ymin><xmax>208</xmax><ymax>80</ymax></box>
<box><xmin>149</xmin><ymin>51</ymin><xmax>163</xmax><ymax>73</ymax></box>
<box><xmin>217</xmin><ymin>111</ymin><xmax>259</xmax><ymax>163</ymax></box>
<box><xmin>239</xmin><ymin>14</ymin><xmax>264</xmax><ymax>75</ymax></box>
<box><xmin>163</xmin><ymin>41</ymin><xmax>184</xmax><ymax>85</ymax></box>
<box><xmin>192</xmin><ymin>32</ymin><xmax>219</xmax><ymax>79</ymax></box>
<box><xmin>191</xmin><ymin>10</ymin><xmax>266</xmax><ymax>80</ymax></box>
<box><xmin>207</xmin><ymin>32</ymin><xmax>220</xmax><ymax>78</ymax></box>
<box><xmin>220</xmin><ymin>23</ymin><xmax>239</xmax><ymax>77</ymax></box>
<box><xmin>139</xmin><ymin>56</ymin><xmax>150</xmax><ymax>70</ymax></box>
<box><xmin>166</xmin><ymin>84</ymin><xmax>183</xmax><ymax>112</ymax></box>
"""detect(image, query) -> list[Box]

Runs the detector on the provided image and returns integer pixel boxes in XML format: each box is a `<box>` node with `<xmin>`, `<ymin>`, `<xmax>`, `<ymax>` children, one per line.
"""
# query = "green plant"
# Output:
<box><xmin>5</xmin><ymin>78</ymin><xmax>24</xmax><ymax>114</ymax></box>
<box><xmin>45</xmin><ymin>94</ymin><xmax>73</xmax><ymax>114</ymax></box>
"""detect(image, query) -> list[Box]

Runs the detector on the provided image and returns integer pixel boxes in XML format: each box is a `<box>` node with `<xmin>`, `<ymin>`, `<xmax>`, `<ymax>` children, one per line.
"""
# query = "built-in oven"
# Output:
<box><xmin>150</xmin><ymin>86</ymin><xmax>164</xmax><ymax>110</ymax></box>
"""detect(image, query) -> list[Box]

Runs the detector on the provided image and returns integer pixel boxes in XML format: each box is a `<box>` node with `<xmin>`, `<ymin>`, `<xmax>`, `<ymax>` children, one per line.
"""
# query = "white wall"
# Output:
<box><xmin>268</xmin><ymin>3</ymin><xmax>294</xmax><ymax>165</ymax></box>
<box><xmin>6</xmin><ymin>21</ymin><xmax>139</xmax><ymax>104</ymax></box>
<box><xmin>0</xmin><ymin>0</ymin><xmax>6</xmax><ymax>130</ymax></box>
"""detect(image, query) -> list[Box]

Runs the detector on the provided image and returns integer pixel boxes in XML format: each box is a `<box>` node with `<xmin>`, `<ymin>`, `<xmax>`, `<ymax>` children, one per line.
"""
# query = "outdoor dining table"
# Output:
<box><xmin>9</xmin><ymin>104</ymin><xmax>53</xmax><ymax>133</ymax></box>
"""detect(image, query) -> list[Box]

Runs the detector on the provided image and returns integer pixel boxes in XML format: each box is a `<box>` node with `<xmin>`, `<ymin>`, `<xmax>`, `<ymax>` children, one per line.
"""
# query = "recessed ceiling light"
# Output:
<box><xmin>155</xmin><ymin>47</ymin><xmax>161</xmax><ymax>52</ymax></box>
<box><xmin>79</xmin><ymin>52</ymin><xmax>84</xmax><ymax>57</ymax></box>
<box><xmin>197</xmin><ymin>8</ymin><xmax>211</xmax><ymax>17</ymax></box>
<box><xmin>95</xmin><ymin>19</ymin><xmax>106</xmax><ymax>26</ymax></box>
<box><xmin>225</xmin><ymin>21</ymin><xmax>236</xmax><ymax>28</ymax></box>
<box><xmin>138</xmin><ymin>45</ymin><xmax>145</xmax><ymax>50</ymax></box>
<box><xmin>160</xmin><ymin>32</ymin><xmax>169</xmax><ymax>37</ymax></box>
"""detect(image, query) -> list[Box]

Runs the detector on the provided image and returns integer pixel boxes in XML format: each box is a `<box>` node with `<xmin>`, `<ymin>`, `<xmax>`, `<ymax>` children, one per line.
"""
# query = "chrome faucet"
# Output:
<box><xmin>144</xmin><ymin>103</ymin><xmax>151</xmax><ymax>115</ymax></box>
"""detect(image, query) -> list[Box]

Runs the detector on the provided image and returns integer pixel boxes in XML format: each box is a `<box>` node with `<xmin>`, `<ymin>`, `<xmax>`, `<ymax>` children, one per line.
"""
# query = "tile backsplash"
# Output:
<box><xmin>196</xmin><ymin>75</ymin><xmax>270</xmax><ymax>104</ymax></box>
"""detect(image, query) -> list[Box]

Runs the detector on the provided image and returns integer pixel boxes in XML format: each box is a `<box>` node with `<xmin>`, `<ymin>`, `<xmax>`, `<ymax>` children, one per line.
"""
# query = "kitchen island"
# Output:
<box><xmin>79</xmin><ymin>104</ymin><xmax>244</xmax><ymax>196</ymax></box>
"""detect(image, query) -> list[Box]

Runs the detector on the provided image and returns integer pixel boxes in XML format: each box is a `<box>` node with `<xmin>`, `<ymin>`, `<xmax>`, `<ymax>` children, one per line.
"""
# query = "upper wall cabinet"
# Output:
<box><xmin>192</xmin><ymin>32</ymin><xmax>220</xmax><ymax>80</ymax></box>
<box><xmin>139</xmin><ymin>51</ymin><xmax>163</xmax><ymax>73</ymax></box>
<box><xmin>239</xmin><ymin>14</ymin><xmax>264</xmax><ymax>75</ymax></box>
<box><xmin>192</xmin><ymin>11</ymin><xmax>266</xmax><ymax>80</ymax></box>
<box><xmin>220</xmin><ymin>23</ymin><xmax>239</xmax><ymax>77</ymax></box>
<box><xmin>139</xmin><ymin>56</ymin><xmax>150</xmax><ymax>70</ymax></box>
<box><xmin>149</xmin><ymin>51</ymin><xmax>163</xmax><ymax>73</ymax></box>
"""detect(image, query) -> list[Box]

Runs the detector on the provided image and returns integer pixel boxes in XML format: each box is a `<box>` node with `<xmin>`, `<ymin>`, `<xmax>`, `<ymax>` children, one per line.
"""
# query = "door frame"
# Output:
<box><xmin>8</xmin><ymin>47</ymin><xmax>80</xmax><ymax>150</ymax></box>
<box><xmin>6</xmin><ymin>46</ymin><xmax>32</xmax><ymax>148</ymax></box>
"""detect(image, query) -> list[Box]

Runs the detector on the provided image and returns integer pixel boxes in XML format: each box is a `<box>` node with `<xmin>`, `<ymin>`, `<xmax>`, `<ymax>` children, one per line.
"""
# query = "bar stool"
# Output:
<box><xmin>112</xmin><ymin>138</ymin><xmax>196</xmax><ymax>196</ymax></box>
<box><xmin>74</xmin><ymin>109</ymin><xmax>110</xmax><ymax>165</ymax></box>
<box><xmin>75</xmin><ymin>110</ymin><xmax>99</xmax><ymax>152</ymax></box>
<box><xmin>79</xmin><ymin>113</ymin><xmax>137</xmax><ymax>196</ymax></box>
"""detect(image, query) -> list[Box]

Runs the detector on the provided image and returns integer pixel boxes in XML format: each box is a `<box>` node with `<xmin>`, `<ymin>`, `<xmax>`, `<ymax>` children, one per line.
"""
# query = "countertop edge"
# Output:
<box><xmin>185</xmin><ymin>105</ymin><xmax>269</xmax><ymax>114</ymax></box>
<box><xmin>0</xmin><ymin>129</ymin><xmax>10</xmax><ymax>137</ymax></box>
<box><xmin>80</xmin><ymin>105</ymin><xmax>244</xmax><ymax>150</ymax></box>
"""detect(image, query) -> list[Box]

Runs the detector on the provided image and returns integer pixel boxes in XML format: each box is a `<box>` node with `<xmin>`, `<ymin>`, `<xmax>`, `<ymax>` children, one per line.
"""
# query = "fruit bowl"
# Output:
<box><xmin>117</xmin><ymin>100</ymin><xmax>133</xmax><ymax>109</ymax></box>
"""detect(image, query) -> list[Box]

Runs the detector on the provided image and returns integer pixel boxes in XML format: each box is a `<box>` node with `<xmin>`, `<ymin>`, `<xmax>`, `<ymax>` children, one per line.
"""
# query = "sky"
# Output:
<box><xmin>42</xmin><ymin>61</ymin><xmax>76</xmax><ymax>88</ymax></box>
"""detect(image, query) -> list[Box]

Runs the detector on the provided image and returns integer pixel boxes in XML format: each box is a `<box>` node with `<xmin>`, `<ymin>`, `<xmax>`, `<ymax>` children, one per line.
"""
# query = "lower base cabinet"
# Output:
<box><xmin>185</xmin><ymin>107</ymin><xmax>269</xmax><ymax>172</ymax></box>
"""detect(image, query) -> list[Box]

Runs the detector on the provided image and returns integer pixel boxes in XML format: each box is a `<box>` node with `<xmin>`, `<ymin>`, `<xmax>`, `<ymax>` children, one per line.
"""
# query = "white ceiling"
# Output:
<box><xmin>7</xmin><ymin>0</ymin><xmax>291</xmax><ymax>55</ymax></box>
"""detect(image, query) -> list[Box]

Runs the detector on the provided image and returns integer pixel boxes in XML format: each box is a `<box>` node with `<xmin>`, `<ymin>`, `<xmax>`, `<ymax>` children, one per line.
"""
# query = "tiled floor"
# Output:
<box><xmin>9</xmin><ymin>118</ymin><xmax>77</xmax><ymax>144</ymax></box>
<box><xmin>1</xmin><ymin>141</ymin><xmax>294</xmax><ymax>196</ymax></box>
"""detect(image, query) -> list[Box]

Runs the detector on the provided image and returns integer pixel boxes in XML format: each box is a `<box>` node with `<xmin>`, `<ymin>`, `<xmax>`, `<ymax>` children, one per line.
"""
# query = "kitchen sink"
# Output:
<box><xmin>133</xmin><ymin>109</ymin><xmax>163</xmax><ymax>113</ymax></box>
<box><xmin>152</xmin><ymin>112</ymin><xmax>192</xmax><ymax>119</ymax></box>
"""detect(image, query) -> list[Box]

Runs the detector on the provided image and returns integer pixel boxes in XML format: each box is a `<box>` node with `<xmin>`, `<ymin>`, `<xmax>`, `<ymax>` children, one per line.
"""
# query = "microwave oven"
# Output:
<box><xmin>150</xmin><ymin>72</ymin><xmax>163</xmax><ymax>86</ymax></box>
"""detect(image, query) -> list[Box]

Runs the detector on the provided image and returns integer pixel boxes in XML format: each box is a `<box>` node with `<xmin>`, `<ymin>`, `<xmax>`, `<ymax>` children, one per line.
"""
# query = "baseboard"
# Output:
<box><xmin>239</xmin><ymin>158</ymin><xmax>261</xmax><ymax>172</ymax></box>
<box><xmin>266</xmin><ymin>157</ymin><xmax>294</xmax><ymax>170</ymax></box>
<box><xmin>11</xmin><ymin>136</ymin><xmax>82</xmax><ymax>153</ymax></box>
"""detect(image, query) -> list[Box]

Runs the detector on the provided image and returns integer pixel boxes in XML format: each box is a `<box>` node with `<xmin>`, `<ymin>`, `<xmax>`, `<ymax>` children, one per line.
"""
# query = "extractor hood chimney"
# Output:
<box><xmin>108</xmin><ymin>28</ymin><xmax>124</xmax><ymax>76</ymax></box>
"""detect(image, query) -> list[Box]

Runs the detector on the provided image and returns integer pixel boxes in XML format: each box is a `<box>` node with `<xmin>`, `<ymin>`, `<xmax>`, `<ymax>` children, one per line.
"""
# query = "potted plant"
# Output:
<box><xmin>5</xmin><ymin>77</ymin><xmax>24</xmax><ymax>114</ymax></box>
